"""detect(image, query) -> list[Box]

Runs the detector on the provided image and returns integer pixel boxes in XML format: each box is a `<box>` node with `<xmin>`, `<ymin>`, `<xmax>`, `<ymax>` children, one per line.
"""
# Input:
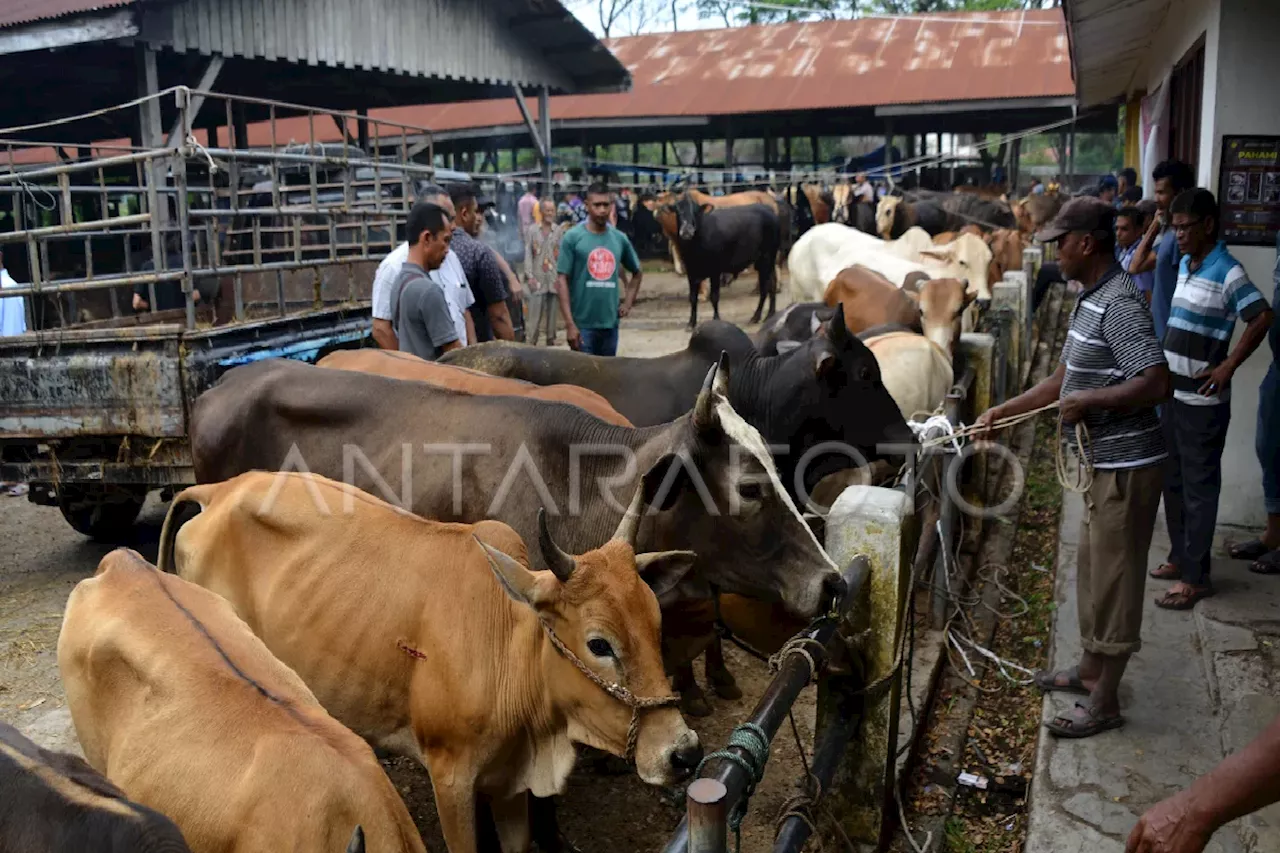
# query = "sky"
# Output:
<box><xmin>563</xmin><ymin>2</ymin><xmax>720</xmax><ymax>38</ymax></box>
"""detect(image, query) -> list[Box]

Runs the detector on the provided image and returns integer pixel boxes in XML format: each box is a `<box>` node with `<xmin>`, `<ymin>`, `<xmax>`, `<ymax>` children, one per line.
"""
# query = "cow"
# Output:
<box><xmin>801</xmin><ymin>183</ymin><xmax>833</xmax><ymax>225</ymax></box>
<box><xmin>58</xmin><ymin>548</ymin><xmax>422</xmax><ymax>853</ymax></box>
<box><xmin>863</xmin><ymin>330</ymin><xmax>954</xmax><ymax>421</ymax></box>
<box><xmin>656</xmin><ymin>188</ymin><xmax>785</xmax><ymax>277</ymax></box>
<box><xmin>753</xmin><ymin>302</ymin><xmax>835</xmax><ymax>356</ymax></box>
<box><xmin>1015</xmin><ymin>191</ymin><xmax>1064</xmax><ymax>235</ymax></box>
<box><xmin>876</xmin><ymin>195</ymin><xmax>950</xmax><ymax>239</ymax></box>
<box><xmin>316</xmin><ymin>349</ymin><xmax>633</xmax><ymax>427</ymax></box>
<box><xmin>158</xmin><ymin>471</ymin><xmax>698</xmax><ymax>853</ymax></box>
<box><xmin>441</xmin><ymin>316</ymin><xmax>913</xmax><ymax>504</ymax></box>
<box><xmin>821</xmin><ymin>265</ymin><xmax>922</xmax><ymax>335</ymax></box>
<box><xmin>0</xmin><ymin>720</ymin><xmax>193</xmax><ymax>853</ymax></box>
<box><xmin>190</xmin><ymin>357</ymin><xmax>844</xmax><ymax>622</ymax></box>
<box><xmin>984</xmin><ymin>227</ymin><xmax>1028</xmax><ymax>287</ymax></box>
<box><xmin>666</xmin><ymin>193</ymin><xmax>780</xmax><ymax>328</ymax></box>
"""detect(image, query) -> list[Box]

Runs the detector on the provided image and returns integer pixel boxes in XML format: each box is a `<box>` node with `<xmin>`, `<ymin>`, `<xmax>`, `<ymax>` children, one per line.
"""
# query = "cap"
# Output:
<box><xmin>1099</xmin><ymin>174</ymin><xmax>1119</xmax><ymax>190</ymax></box>
<box><xmin>1035</xmin><ymin>197</ymin><xmax>1117</xmax><ymax>243</ymax></box>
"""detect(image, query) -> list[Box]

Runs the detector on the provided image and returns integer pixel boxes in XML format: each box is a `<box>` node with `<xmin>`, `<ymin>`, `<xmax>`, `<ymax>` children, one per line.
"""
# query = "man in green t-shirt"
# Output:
<box><xmin>555</xmin><ymin>182</ymin><xmax>642</xmax><ymax>356</ymax></box>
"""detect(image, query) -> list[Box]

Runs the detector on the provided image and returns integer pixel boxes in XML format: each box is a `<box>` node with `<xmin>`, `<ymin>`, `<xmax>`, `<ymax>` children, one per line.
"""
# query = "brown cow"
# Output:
<box><xmin>932</xmin><ymin>224</ymin><xmax>985</xmax><ymax>244</ymax></box>
<box><xmin>801</xmin><ymin>183</ymin><xmax>832</xmax><ymax>225</ymax></box>
<box><xmin>159</xmin><ymin>472</ymin><xmax>700</xmax><ymax>853</ymax></box>
<box><xmin>985</xmin><ymin>228</ymin><xmax>1028</xmax><ymax>289</ymax></box>
<box><xmin>59</xmin><ymin>548</ymin><xmax>424</xmax><ymax>853</ymax></box>
<box><xmin>317</xmin><ymin>349</ymin><xmax>633</xmax><ymax>427</ymax></box>
<box><xmin>821</xmin><ymin>265</ymin><xmax>922</xmax><ymax>335</ymax></box>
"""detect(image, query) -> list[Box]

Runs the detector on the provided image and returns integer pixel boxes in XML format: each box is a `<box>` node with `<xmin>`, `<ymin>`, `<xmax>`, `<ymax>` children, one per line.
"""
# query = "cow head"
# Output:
<box><xmin>673</xmin><ymin>192</ymin><xmax>710</xmax><ymax>242</ymax></box>
<box><xmin>903</xmin><ymin>275</ymin><xmax>974</xmax><ymax>356</ymax></box>
<box><xmin>634</xmin><ymin>357</ymin><xmax>845</xmax><ymax>619</ymax></box>
<box><xmin>876</xmin><ymin>195</ymin><xmax>901</xmax><ymax>238</ymax></box>
<box><xmin>918</xmin><ymin>232</ymin><xmax>993</xmax><ymax>308</ymax></box>
<box><xmin>831</xmin><ymin>182</ymin><xmax>853</xmax><ymax>224</ymax></box>
<box><xmin>985</xmin><ymin>228</ymin><xmax>1026</xmax><ymax>289</ymax></box>
<box><xmin>478</xmin><ymin>500</ymin><xmax>701</xmax><ymax>787</ymax></box>
<box><xmin>763</xmin><ymin>305</ymin><xmax>915</xmax><ymax>501</ymax></box>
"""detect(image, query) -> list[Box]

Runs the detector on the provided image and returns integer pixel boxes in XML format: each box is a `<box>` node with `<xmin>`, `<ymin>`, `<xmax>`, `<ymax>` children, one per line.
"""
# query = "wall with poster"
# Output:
<box><xmin>1218</xmin><ymin>136</ymin><xmax>1280</xmax><ymax>247</ymax></box>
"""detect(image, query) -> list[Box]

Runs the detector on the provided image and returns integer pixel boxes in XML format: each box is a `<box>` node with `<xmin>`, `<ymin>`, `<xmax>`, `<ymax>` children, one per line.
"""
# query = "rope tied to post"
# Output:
<box><xmin>695</xmin><ymin>722</ymin><xmax>771</xmax><ymax>853</ymax></box>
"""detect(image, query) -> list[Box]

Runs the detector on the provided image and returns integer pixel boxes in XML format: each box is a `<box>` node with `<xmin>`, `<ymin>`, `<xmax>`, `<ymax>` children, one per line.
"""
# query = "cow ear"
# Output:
<box><xmin>809</xmin><ymin>311</ymin><xmax>823</xmax><ymax>336</ymax></box>
<box><xmin>475</xmin><ymin>535</ymin><xmax>554</xmax><ymax>607</ymax></box>
<box><xmin>635</xmin><ymin>551</ymin><xmax>698</xmax><ymax>604</ymax></box>
<box><xmin>963</xmin><ymin>288</ymin><xmax>978</xmax><ymax>307</ymax></box>
<box><xmin>903</xmin><ymin>289</ymin><xmax>921</xmax><ymax>304</ymax></box>
<box><xmin>815</xmin><ymin>348</ymin><xmax>837</xmax><ymax>378</ymax></box>
<box><xmin>902</xmin><ymin>272</ymin><xmax>928</xmax><ymax>294</ymax></box>
<box><xmin>701</xmin><ymin>203</ymin><xmax>715</xmax><ymax>214</ymax></box>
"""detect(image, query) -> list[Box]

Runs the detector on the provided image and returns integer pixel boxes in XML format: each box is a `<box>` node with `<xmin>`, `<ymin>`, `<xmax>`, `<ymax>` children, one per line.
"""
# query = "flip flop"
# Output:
<box><xmin>1155</xmin><ymin>585</ymin><xmax>1214</xmax><ymax>610</ymax></box>
<box><xmin>1045</xmin><ymin>702</ymin><xmax>1125</xmax><ymax>739</ymax></box>
<box><xmin>1250</xmin><ymin>550</ymin><xmax>1280</xmax><ymax>575</ymax></box>
<box><xmin>1149</xmin><ymin>562</ymin><xmax>1179</xmax><ymax>580</ymax></box>
<box><xmin>1033</xmin><ymin>667</ymin><xmax>1091</xmax><ymax>696</ymax></box>
<box><xmin>1230</xmin><ymin>539</ymin><xmax>1272</xmax><ymax>560</ymax></box>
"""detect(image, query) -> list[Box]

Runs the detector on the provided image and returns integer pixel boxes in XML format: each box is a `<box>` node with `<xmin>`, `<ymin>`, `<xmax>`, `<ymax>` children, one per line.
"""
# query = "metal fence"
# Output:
<box><xmin>0</xmin><ymin>88</ymin><xmax>442</xmax><ymax>333</ymax></box>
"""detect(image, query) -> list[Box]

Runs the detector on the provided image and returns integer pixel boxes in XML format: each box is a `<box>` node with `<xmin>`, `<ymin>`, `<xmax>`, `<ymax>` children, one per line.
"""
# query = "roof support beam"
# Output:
<box><xmin>0</xmin><ymin>8</ymin><xmax>137</xmax><ymax>57</ymax></box>
<box><xmin>166</xmin><ymin>54</ymin><xmax>225</xmax><ymax>147</ymax></box>
<box><xmin>512</xmin><ymin>85</ymin><xmax>547</xmax><ymax>162</ymax></box>
<box><xmin>539</xmin><ymin>86</ymin><xmax>552</xmax><ymax>189</ymax></box>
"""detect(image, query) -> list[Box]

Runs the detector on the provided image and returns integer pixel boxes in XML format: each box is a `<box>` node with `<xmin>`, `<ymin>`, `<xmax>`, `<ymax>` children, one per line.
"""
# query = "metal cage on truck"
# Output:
<box><xmin>0</xmin><ymin>88</ymin><xmax>454</xmax><ymax>539</ymax></box>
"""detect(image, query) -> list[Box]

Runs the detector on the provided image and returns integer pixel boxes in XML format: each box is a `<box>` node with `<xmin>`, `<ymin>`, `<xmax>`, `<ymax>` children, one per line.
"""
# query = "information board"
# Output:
<box><xmin>1218</xmin><ymin>135</ymin><xmax>1280</xmax><ymax>247</ymax></box>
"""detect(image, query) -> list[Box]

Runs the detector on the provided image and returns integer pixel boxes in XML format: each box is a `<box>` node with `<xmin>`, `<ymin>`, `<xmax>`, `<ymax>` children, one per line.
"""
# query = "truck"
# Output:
<box><xmin>0</xmin><ymin>90</ymin><xmax>464</xmax><ymax>539</ymax></box>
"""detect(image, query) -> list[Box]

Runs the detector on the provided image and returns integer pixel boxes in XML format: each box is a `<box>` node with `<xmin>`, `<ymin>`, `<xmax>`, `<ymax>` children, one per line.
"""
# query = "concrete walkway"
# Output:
<box><xmin>1026</xmin><ymin>494</ymin><xmax>1280</xmax><ymax>853</ymax></box>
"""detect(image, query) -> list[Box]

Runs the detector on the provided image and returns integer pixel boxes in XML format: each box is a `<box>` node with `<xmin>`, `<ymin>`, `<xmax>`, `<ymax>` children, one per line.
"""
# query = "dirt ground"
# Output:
<box><xmin>0</xmin><ymin>269</ymin><xmax>819</xmax><ymax>853</ymax></box>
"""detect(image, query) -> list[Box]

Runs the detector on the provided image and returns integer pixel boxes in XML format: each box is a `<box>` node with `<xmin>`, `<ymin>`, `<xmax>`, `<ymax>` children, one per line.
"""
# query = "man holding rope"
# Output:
<box><xmin>976</xmin><ymin>198</ymin><xmax>1171</xmax><ymax>739</ymax></box>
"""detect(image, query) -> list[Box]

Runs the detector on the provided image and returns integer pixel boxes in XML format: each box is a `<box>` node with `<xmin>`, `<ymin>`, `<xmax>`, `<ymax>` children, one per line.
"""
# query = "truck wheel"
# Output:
<box><xmin>57</xmin><ymin>485</ymin><xmax>147</xmax><ymax>543</ymax></box>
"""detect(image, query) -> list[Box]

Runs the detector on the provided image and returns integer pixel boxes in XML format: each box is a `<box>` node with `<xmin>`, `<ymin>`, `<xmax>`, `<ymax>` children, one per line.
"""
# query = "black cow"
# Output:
<box><xmin>753</xmin><ymin>302</ymin><xmax>834</xmax><ymax>356</ymax></box>
<box><xmin>443</xmin><ymin>308</ymin><xmax>913</xmax><ymax>502</ymax></box>
<box><xmin>0</xmin><ymin>721</ymin><xmax>192</xmax><ymax>853</ymax></box>
<box><xmin>669</xmin><ymin>193</ymin><xmax>780</xmax><ymax>329</ymax></box>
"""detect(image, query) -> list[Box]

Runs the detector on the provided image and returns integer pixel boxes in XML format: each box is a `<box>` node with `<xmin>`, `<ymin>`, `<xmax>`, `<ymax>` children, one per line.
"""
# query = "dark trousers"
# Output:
<box><xmin>1258</xmin><ymin>361</ymin><xmax>1280</xmax><ymax>515</ymax></box>
<box><xmin>579</xmin><ymin>326</ymin><xmax>619</xmax><ymax>357</ymax></box>
<box><xmin>1161</xmin><ymin>400</ymin><xmax>1232</xmax><ymax>585</ymax></box>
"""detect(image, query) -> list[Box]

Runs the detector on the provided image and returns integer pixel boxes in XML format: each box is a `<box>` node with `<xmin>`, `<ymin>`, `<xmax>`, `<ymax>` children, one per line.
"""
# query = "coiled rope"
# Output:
<box><xmin>695</xmin><ymin>722</ymin><xmax>771</xmax><ymax>853</ymax></box>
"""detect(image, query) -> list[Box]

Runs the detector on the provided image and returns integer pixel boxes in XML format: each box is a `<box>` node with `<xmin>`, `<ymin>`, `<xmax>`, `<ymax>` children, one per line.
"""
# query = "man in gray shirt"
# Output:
<box><xmin>389</xmin><ymin>201</ymin><xmax>460</xmax><ymax>361</ymax></box>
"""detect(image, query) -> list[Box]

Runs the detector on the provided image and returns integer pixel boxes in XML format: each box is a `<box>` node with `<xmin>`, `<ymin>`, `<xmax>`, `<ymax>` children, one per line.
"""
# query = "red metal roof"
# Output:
<box><xmin>377</xmin><ymin>10</ymin><xmax>1073</xmax><ymax>134</ymax></box>
<box><xmin>0</xmin><ymin>0</ymin><xmax>134</xmax><ymax>29</ymax></box>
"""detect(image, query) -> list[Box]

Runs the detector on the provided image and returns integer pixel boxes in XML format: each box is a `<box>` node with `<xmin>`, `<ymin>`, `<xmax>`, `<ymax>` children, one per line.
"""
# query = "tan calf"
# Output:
<box><xmin>58</xmin><ymin>549</ymin><xmax>424</xmax><ymax>853</ymax></box>
<box><xmin>901</xmin><ymin>275</ymin><xmax>975</xmax><ymax>357</ymax></box>
<box><xmin>985</xmin><ymin>227</ymin><xmax>1027</xmax><ymax>288</ymax></box>
<box><xmin>159</xmin><ymin>472</ymin><xmax>699</xmax><ymax>853</ymax></box>
<box><xmin>317</xmin><ymin>350</ymin><xmax>634</xmax><ymax>427</ymax></box>
<box><xmin>822</xmin><ymin>265</ymin><xmax>921</xmax><ymax>335</ymax></box>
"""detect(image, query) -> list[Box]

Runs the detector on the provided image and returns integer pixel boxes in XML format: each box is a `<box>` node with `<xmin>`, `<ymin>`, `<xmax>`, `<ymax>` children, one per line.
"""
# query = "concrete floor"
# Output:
<box><xmin>1026</xmin><ymin>494</ymin><xmax>1280</xmax><ymax>853</ymax></box>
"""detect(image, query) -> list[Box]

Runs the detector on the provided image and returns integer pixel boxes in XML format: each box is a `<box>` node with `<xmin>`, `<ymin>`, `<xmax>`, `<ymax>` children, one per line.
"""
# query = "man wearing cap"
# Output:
<box><xmin>1097</xmin><ymin>175</ymin><xmax>1119</xmax><ymax>205</ymax></box>
<box><xmin>976</xmin><ymin>198</ymin><xmax>1170</xmax><ymax>738</ymax></box>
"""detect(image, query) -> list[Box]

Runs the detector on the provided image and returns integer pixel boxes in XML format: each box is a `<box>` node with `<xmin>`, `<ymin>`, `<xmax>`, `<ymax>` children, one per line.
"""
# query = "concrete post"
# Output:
<box><xmin>957</xmin><ymin>333</ymin><xmax>996</xmax><ymax>550</ymax></box>
<box><xmin>993</xmin><ymin>273</ymin><xmax>1028</xmax><ymax>400</ymax></box>
<box><xmin>822</xmin><ymin>486</ymin><xmax>916</xmax><ymax>849</ymax></box>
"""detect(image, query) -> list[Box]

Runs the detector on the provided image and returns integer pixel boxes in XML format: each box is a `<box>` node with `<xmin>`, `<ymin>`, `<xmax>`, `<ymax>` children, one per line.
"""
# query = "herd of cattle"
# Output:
<box><xmin>2</xmin><ymin>183</ymin><xmax>1065</xmax><ymax>853</ymax></box>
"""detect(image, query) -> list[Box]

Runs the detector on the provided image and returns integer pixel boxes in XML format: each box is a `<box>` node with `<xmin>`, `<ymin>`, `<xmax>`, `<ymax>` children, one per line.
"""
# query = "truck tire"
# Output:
<box><xmin>57</xmin><ymin>485</ymin><xmax>147</xmax><ymax>543</ymax></box>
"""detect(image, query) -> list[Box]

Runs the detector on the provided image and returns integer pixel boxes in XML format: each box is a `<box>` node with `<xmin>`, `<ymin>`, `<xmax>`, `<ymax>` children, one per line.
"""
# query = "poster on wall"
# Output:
<box><xmin>1218</xmin><ymin>136</ymin><xmax>1280</xmax><ymax>246</ymax></box>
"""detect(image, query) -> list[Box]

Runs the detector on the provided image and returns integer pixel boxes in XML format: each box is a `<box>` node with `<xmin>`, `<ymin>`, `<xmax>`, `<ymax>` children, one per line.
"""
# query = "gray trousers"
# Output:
<box><xmin>1161</xmin><ymin>400</ymin><xmax>1232</xmax><ymax>585</ymax></box>
<box><xmin>526</xmin><ymin>292</ymin><xmax>558</xmax><ymax>345</ymax></box>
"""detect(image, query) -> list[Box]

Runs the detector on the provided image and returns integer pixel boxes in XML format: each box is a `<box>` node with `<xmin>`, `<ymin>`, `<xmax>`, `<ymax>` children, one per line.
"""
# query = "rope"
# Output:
<box><xmin>185</xmin><ymin>134</ymin><xmax>219</xmax><ymax>174</ymax></box>
<box><xmin>695</xmin><ymin>722</ymin><xmax>771</xmax><ymax>853</ymax></box>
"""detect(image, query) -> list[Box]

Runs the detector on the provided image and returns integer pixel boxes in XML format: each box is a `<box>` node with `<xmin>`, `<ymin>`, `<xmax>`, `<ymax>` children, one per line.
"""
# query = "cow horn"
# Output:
<box><xmin>346</xmin><ymin>826</ymin><xmax>365</xmax><ymax>853</ymax></box>
<box><xmin>693</xmin><ymin>361</ymin><xmax>719</xmax><ymax>430</ymax></box>
<box><xmin>828</xmin><ymin>303</ymin><xmax>849</xmax><ymax>343</ymax></box>
<box><xmin>612</xmin><ymin>486</ymin><xmax>646</xmax><ymax>547</ymax></box>
<box><xmin>537</xmin><ymin>507</ymin><xmax>576</xmax><ymax>582</ymax></box>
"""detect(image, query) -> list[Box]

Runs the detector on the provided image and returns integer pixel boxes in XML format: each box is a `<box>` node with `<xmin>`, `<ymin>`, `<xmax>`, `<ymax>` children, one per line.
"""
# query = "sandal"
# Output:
<box><xmin>1045</xmin><ymin>702</ymin><xmax>1125</xmax><ymax>739</ymax></box>
<box><xmin>1250</xmin><ymin>550</ymin><xmax>1280</xmax><ymax>575</ymax></box>
<box><xmin>1033</xmin><ymin>667</ymin><xmax>1091</xmax><ymax>696</ymax></box>
<box><xmin>1155</xmin><ymin>584</ymin><xmax>1214</xmax><ymax>610</ymax></box>
<box><xmin>1149</xmin><ymin>562</ymin><xmax>1179</xmax><ymax>580</ymax></box>
<box><xmin>1230</xmin><ymin>539</ymin><xmax>1272</xmax><ymax>560</ymax></box>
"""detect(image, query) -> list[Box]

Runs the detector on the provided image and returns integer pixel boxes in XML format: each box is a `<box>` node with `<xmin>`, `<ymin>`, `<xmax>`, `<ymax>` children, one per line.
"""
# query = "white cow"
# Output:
<box><xmin>864</xmin><ymin>330</ymin><xmax>954</xmax><ymax>419</ymax></box>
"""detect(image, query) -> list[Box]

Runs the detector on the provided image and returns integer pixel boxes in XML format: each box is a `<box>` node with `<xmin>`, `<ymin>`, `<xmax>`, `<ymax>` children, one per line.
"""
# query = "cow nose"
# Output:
<box><xmin>976</xmin><ymin>298</ymin><xmax>992</xmax><ymax>311</ymax></box>
<box><xmin>670</xmin><ymin>740</ymin><xmax>704</xmax><ymax>773</ymax></box>
<box><xmin>822</xmin><ymin>572</ymin><xmax>848</xmax><ymax>604</ymax></box>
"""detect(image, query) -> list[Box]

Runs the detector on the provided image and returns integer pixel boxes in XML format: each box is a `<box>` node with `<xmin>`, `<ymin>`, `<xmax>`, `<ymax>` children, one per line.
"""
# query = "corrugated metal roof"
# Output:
<box><xmin>0</xmin><ymin>0</ymin><xmax>134</xmax><ymax>29</ymax></box>
<box><xmin>1061</xmin><ymin>0</ymin><xmax>1171</xmax><ymax>106</ymax></box>
<box><xmin>391</xmin><ymin>10</ymin><xmax>1073</xmax><ymax>133</ymax></box>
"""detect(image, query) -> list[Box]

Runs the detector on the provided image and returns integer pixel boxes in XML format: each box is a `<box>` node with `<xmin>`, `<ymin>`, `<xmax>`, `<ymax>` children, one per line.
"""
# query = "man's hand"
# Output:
<box><xmin>1195</xmin><ymin>362</ymin><xmax>1235</xmax><ymax>397</ymax></box>
<box><xmin>619</xmin><ymin>299</ymin><xmax>634</xmax><ymax>319</ymax></box>
<box><xmin>565</xmin><ymin>322</ymin><xmax>582</xmax><ymax>351</ymax></box>
<box><xmin>1059</xmin><ymin>391</ymin><xmax>1093</xmax><ymax>425</ymax></box>
<box><xmin>973</xmin><ymin>404</ymin><xmax>1005</xmax><ymax>439</ymax></box>
<box><xmin>1125</xmin><ymin>789</ymin><xmax>1214</xmax><ymax>853</ymax></box>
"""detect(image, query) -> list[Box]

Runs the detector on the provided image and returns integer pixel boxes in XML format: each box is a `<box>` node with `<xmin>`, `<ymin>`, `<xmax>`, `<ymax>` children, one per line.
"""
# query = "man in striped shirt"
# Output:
<box><xmin>977</xmin><ymin>198</ymin><xmax>1170</xmax><ymax>738</ymax></box>
<box><xmin>1150</xmin><ymin>189</ymin><xmax>1274</xmax><ymax>609</ymax></box>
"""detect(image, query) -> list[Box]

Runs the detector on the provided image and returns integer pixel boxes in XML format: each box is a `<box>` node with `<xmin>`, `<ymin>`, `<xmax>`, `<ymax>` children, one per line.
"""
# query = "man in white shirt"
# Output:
<box><xmin>0</xmin><ymin>252</ymin><xmax>26</xmax><ymax>338</ymax></box>
<box><xmin>371</xmin><ymin>186</ymin><xmax>475</xmax><ymax>350</ymax></box>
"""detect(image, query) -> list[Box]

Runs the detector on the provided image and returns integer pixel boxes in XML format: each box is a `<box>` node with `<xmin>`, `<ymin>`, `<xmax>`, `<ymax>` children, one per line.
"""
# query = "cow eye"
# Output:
<box><xmin>859</xmin><ymin>365</ymin><xmax>875</xmax><ymax>381</ymax></box>
<box><xmin>738</xmin><ymin>481</ymin><xmax>766</xmax><ymax>502</ymax></box>
<box><xmin>587</xmin><ymin>638</ymin><xmax>615</xmax><ymax>658</ymax></box>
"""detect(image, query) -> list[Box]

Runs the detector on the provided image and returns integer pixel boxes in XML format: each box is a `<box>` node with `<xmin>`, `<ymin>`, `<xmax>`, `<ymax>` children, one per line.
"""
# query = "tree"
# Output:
<box><xmin>697</xmin><ymin>0</ymin><xmax>1058</xmax><ymax>25</ymax></box>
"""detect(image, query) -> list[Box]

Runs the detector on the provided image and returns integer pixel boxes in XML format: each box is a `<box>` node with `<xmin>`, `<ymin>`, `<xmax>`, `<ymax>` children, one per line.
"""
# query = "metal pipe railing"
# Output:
<box><xmin>661</xmin><ymin>556</ymin><xmax>870</xmax><ymax>853</ymax></box>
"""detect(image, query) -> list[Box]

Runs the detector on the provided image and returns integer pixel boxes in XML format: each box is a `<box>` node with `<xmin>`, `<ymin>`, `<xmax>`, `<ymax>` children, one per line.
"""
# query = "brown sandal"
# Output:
<box><xmin>1149</xmin><ymin>562</ymin><xmax>1179</xmax><ymax>580</ymax></box>
<box><xmin>1155</xmin><ymin>585</ymin><xmax>1214</xmax><ymax>610</ymax></box>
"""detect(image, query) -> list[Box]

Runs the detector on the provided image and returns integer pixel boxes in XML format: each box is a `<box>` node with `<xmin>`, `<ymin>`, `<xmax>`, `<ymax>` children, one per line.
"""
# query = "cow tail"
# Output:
<box><xmin>157</xmin><ymin>485</ymin><xmax>214</xmax><ymax>574</ymax></box>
